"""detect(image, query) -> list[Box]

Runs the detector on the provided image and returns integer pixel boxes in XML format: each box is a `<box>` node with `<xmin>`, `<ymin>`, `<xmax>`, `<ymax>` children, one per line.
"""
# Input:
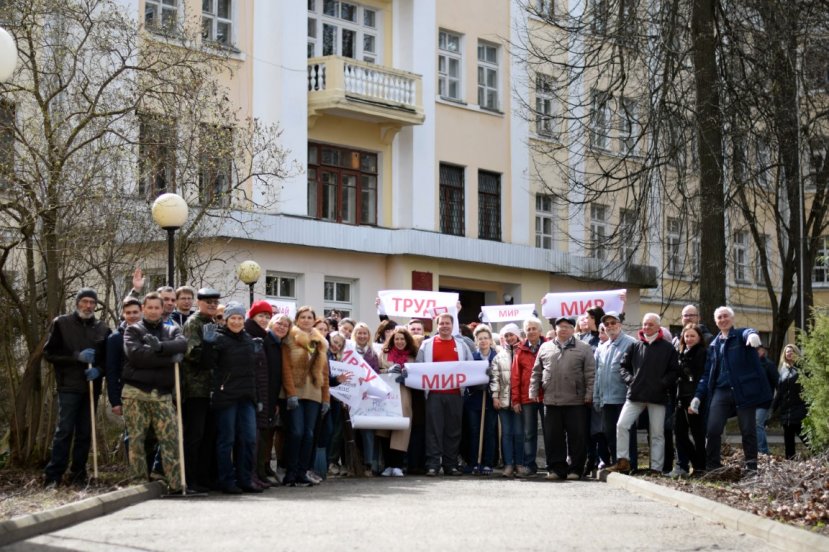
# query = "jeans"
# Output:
<box><xmin>706</xmin><ymin>388</ymin><xmax>757</xmax><ymax>470</ymax></box>
<box><xmin>215</xmin><ymin>400</ymin><xmax>256</xmax><ymax>489</ymax></box>
<box><xmin>543</xmin><ymin>404</ymin><xmax>588</xmax><ymax>478</ymax></box>
<box><xmin>465</xmin><ymin>405</ymin><xmax>498</xmax><ymax>468</ymax></box>
<box><xmin>520</xmin><ymin>402</ymin><xmax>543</xmax><ymax>472</ymax></box>
<box><xmin>755</xmin><ymin>407</ymin><xmax>770</xmax><ymax>454</ymax></box>
<box><xmin>44</xmin><ymin>391</ymin><xmax>95</xmax><ymax>482</ymax></box>
<box><xmin>498</xmin><ymin>409</ymin><xmax>524</xmax><ymax>467</ymax></box>
<box><xmin>601</xmin><ymin>404</ymin><xmax>637</xmax><ymax>469</ymax></box>
<box><xmin>286</xmin><ymin>399</ymin><xmax>321</xmax><ymax>481</ymax></box>
<box><xmin>616</xmin><ymin>401</ymin><xmax>666</xmax><ymax>471</ymax></box>
<box><xmin>359</xmin><ymin>429</ymin><xmax>376</xmax><ymax>470</ymax></box>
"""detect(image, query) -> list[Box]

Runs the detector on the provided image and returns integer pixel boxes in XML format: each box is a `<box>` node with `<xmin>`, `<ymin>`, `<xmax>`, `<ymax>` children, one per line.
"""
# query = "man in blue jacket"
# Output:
<box><xmin>689</xmin><ymin>306</ymin><xmax>771</xmax><ymax>474</ymax></box>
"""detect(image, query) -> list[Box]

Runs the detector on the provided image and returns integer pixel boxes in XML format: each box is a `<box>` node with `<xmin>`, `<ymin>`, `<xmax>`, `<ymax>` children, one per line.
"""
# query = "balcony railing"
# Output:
<box><xmin>307</xmin><ymin>56</ymin><xmax>425</xmax><ymax>127</ymax></box>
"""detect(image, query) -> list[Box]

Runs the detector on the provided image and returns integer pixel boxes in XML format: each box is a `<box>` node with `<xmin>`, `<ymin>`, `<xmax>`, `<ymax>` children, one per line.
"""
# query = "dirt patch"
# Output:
<box><xmin>640</xmin><ymin>447</ymin><xmax>829</xmax><ymax>536</ymax></box>
<box><xmin>0</xmin><ymin>465</ymin><xmax>139</xmax><ymax>521</ymax></box>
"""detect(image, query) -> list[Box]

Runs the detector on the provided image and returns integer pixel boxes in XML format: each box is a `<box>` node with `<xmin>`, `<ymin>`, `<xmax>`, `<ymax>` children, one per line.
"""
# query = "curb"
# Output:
<box><xmin>0</xmin><ymin>481</ymin><xmax>165</xmax><ymax>548</ymax></box>
<box><xmin>603</xmin><ymin>472</ymin><xmax>828</xmax><ymax>552</ymax></box>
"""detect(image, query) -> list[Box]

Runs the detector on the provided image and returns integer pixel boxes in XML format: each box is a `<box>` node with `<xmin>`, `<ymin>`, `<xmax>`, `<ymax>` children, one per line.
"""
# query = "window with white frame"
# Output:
<box><xmin>755</xmin><ymin>233</ymin><xmax>769</xmax><ymax>284</ymax></box>
<box><xmin>813</xmin><ymin>236</ymin><xmax>829</xmax><ymax>285</ymax></box>
<box><xmin>690</xmin><ymin>233</ymin><xmax>700</xmax><ymax>276</ymax></box>
<box><xmin>535</xmin><ymin>194</ymin><xmax>555</xmax><ymax>250</ymax></box>
<box><xmin>590</xmin><ymin>0</ymin><xmax>609</xmax><ymax>34</ymax></box>
<box><xmin>308</xmin><ymin>0</ymin><xmax>380</xmax><ymax>63</ymax></box>
<box><xmin>666</xmin><ymin>217</ymin><xmax>682</xmax><ymax>276</ymax></box>
<box><xmin>620</xmin><ymin>208</ymin><xmax>637</xmax><ymax>263</ymax></box>
<box><xmin>734</xmin><ymin>230</ymin><xmax>750</xmax><ymax>283</ymax></box>
<box><xmin>619</xmin><ymin>97</ymin><xmax>641</xmax><ymax>155</ymax></box>
<box><xmin>265</xmin><ymin>273</ymin><xmax>297</xmax><ymax>299</ymax></box>
<box><xmin>533</xmin><ymin>0</ymin><xmax>555</xmax><ymax>19</ymax></box>
<box><xmin>590</xmin><ymin>90</ymin><xmax>612</xmax><ymax>151</ymax></box>
<box><xmin>324</xmin><ymin>278</ymin><xmax>354</xmax><ymax>318</ymax></box>
<box><xmin>535</xmin><ymin>73</ymin><xmax>557</xmax><ymax>138</ymax></box>
<box><xmin>202</xmin><ymin>0</ymin><xmax>233</xmax><ymax>46</ymax></box>
<box><xmin>756</xmin><ymin>138</ymin><xmax>771</xmax><ymax>188</ymax></box>
<box><xmin>145</xmin><ymin>0</ymin><xmax>178</xmax><ymax>33</ymax></box>
<box><xmin>590</xmin><ymin>203</ymin><xmax>609</xmax><ymax>260</ymax></box>
<box><xmin>438</xmin><ymin>30</ymin><xmax>463</xmax><ymax>100</ymax></box>
<box><xmin>477</xmin><ymin>41</ymin><xmax>499</xmax><ymax>110</ymax></box>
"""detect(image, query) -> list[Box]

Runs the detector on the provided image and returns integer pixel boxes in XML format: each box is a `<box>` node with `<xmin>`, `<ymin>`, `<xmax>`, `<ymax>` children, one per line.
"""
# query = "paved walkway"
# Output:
<box><xmin>7</xmin><ymin>476</ymin><xmax>779</xmax><ymax>551</ymax></box>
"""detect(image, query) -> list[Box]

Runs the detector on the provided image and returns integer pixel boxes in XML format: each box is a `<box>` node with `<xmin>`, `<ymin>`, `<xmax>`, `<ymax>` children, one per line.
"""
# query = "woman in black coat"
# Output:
<box><xmin>772</xmin><ymin>344</ymin><xmax>809</xmax><ymax>459</ymax></box>
<box><xmin>671</xmin><ymin>324</ymin><xmax>707</xmax><ymax>477</ymax></box>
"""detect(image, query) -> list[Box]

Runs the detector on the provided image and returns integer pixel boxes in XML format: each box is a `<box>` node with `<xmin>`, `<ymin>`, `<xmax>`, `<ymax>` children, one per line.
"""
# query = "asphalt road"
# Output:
<box><xmin>6</xmin><ymin>476</ymin><xmax>778</xmax><ymax>552</ymax></box>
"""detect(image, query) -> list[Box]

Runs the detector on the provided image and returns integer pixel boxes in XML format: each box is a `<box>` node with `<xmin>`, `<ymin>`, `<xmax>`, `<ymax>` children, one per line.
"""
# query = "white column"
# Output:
<box><xmin>566</xmin><ymin>0</ymin><xmax>587</xmax><ymax>253</ymax></box>
<box><xmin>252</xmin><ymin>0</ymin><xmax>308</xmax><ymax>215</ymax></box>
<box><xmin>510</xmin><ymin>0</ymin><xmax>531</xmax><ymax>245</ymax></box>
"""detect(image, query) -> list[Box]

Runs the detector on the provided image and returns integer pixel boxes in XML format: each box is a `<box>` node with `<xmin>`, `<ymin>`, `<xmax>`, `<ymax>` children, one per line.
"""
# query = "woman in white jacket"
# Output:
<box><xmin>490</xmin><ymin>323</ymin><xmax>523</xmax><ymax>477</ymax></box>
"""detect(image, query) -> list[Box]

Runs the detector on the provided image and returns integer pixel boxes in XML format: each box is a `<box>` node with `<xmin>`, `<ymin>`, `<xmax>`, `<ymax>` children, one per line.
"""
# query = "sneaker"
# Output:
<box><xmin>275</xmin><ymin>468</ymin><xmax>286</xmax><ymax>485</ymax></box>
<box><xmin>426</xmin><ymin>468</ymin><xmax>439</xmax><ymax>477</ymax></box>
<box><xmin>545</xmin><ymin>472</ymin><xmax>561</xmax><ymax>480</ymax></box>
<box><xmin>667</xmin><ymin>466</ymin><xmax>689</xmax><ymax>479</ymax></box>
<box><xmin>328</xmin><ymin>463</ymin><xmax>341</xmax><ymax>476</ymax></box>
<box><xmin>294</xmin><ymin>475</ymin><xmax>315</xmax><ymax>487</ymax></box>
<box><xmin>515</xmin><ymin>466</ymin><xmax>531</xmax><ymax>478</ymax></box>
<box><xmin>391</xmin><ymin>468</ymin><xmax>405</xmax><ymax>477</ymax></box>
<box><xmin>481</xmin><ymin>466</ymin><xmax>493</xmax><ymax>476</ymax></box>
<box><xmin>566</xmin><ymin>472</ymin><xmax>580</xmax><ymax>481</ymax></box>
<box><xmin>503</xmin><ymin>465</ymin><xmax>514</xmax><ymax>478</ymax></box>
<box><xmin>445</xmin><ymin>466</ymin><xmax>463</xmax><ymax>476</ymax></box>
<box><xmin>605</xmin><ymin>458</ymin><xmax>631</xmax><ymax>473</ymax></box>
<box><xmin>470</xmin><ymin>465</ymin><xmax>481</xmax><ymax>475</ymax></box>
<box><xmin>381</xmin><ymin>467</ymin><xmax>394</xmax><ymax>477</ymax></box>
<box><xmin>305</xmin><ymin>471</ymin><xmax>322</xmax><ymax>485</ymax></box>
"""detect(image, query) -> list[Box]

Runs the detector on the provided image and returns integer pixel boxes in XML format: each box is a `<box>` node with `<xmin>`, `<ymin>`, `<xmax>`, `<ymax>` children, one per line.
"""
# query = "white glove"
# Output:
<box><xmin>747</xmin><ymin>333</ymin><xmax>761</xmax><ymax>348</ymax></box>
<box><xmin>689</xmin><ymin>397</ymin><xmax>701</xmax><ymax>414</ymax></box>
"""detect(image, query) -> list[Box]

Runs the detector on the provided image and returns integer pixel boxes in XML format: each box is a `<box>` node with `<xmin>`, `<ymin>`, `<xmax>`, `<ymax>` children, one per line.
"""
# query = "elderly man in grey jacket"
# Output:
<box><xmin>529</xmin><ymin>316</ymin><xmax>595</xmax><ymax>480</ymax></box>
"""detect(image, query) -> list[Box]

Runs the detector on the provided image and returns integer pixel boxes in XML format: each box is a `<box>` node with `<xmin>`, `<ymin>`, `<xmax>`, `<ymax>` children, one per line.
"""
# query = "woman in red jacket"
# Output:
<box><xmin>510</xmin><ymin>317</ymin><xmax>545</xmax><ymax>476</ymax></box>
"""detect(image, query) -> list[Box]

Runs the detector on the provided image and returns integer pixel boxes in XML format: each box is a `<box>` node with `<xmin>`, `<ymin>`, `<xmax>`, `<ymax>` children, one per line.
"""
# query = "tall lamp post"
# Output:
<box><xmin>237</xmin><ymin>260</ymin><xmax>261</xmax><ymax>308</ymax></box>
<box><xmin>0</xmin><ymin>26</ymin><xmax>18</xmax><ymax>83</ymax></box>
<box><xmin>151</xmin><ymin>193</ymin><xmax>189</xmax><ymax>287</ymax></box>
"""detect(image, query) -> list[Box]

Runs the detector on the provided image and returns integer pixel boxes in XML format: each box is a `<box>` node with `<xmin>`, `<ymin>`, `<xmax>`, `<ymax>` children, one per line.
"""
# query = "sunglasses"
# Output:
<box><xmin>215</xmin><ymin>315</ymin><xmax>224</xmax><ymax>320</ymax></box>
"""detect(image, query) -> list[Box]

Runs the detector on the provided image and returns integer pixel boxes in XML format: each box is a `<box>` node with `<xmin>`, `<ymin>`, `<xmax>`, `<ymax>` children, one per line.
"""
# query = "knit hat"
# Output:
<box><xmin>247</xmin><ymin>300</ymin><xmax>273</xmax><ymax>320</ymax></box>
<box><xmin>500</xmin><ymin>323</ymin><xmax>521</xmax><ymax>338</ymax></box>
<box><xmin>76</xmin><ymin>288</ymin><xmax>98</xmax><ymax>304</ymax></box>
<box><xmin>223</xmin><ymin>301</ymin><xmax>245</xmax><ymax>320</ymax></box>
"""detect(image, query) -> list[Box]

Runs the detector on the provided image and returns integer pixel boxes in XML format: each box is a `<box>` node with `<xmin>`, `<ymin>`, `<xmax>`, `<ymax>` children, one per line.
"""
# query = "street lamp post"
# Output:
<box><xmin>0</xmin><ymin>26</ymin><xmax>18</xmax><ymax>83</ymax></box>
<box><xmin>237</xmin><ymin>260</ymin><xmax>262</xmax><ymax>308</ymax></box>
<box><xmin>151</xmin><ymin>193</ymin><xmax>189</xmax><ymax>287</ymax></box>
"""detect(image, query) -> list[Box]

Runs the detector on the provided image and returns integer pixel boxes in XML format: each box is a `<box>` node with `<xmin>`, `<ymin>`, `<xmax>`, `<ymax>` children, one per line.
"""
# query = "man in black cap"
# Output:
<box><xmin>181</xmin><ymin>287</ymin><xmax>221</xmax><ymax>491</ymax></box>
<box><xmin>43</xmin><ymin>288</ymin><xmax>111</xmax><ymax>487</ymax></box>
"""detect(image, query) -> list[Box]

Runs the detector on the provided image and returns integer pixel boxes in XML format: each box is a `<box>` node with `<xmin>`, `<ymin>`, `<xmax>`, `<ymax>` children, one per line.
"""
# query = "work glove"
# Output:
<box><xmin>84</xmin><ymin>366</ymin><xmax>100</xmax><ymax>381</ymax></box>
<box><xmin>78</xmin><ymin>348</ymin><xmax>96</xmax><ymax>364</ymax></box>
<box><xmin>143</xmin><ymin>334</ymin><xmax>162</xmax><ymax>352</ymax></box>
<box><xmin>286</xmin><ymin>396</ymin><xmax>299</xmax><ymax>410</ymax></box>
<box><xmin>171</xmin><ymin>353</ymin><xmax>184</xmax><ymax>364</ymax></box>
<box><xmin>746</xmin><ymin>333</ymin><xmax>762</xmax><ymax>348</ymax></box>
<box><xmin>252</xmin><ymin>338</ymin><xmax>263</xmax><ymax>354</ymax></box>
<box><xmin>485</xmin><ymin>366</ymin><xmax>493</xmax><ymax>377</ymax></box>
<box><xmin>395</xmin><ymin>367</ymin><xmax>408</xmax><ymax>385</ymax></box>
<box><xmin>321</xmin><ymin>402</ymin><xmax>330</xmax><ymax>415</ymax></box>
<box><xmin>202</xmin><ymin>323</ymin><xmax>218</xmax><ymax>343</ymax></box>
<box><xmin>688</xmin><ymin>397</ymin><xmax>701</xmax><ymax>414</ymax></box>
<box><xmin>388</xmin><ymin>364</ymin><xmax>403</xmax><ymax>374</ymax></box>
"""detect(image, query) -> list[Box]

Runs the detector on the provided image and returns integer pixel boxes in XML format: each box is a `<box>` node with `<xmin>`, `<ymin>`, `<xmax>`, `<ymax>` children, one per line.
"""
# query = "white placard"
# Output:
<box><xmin>266</xmin><ymin>299</ymin><xmax>296</xmax><ymax>320</ymax></box>
<box><xmin>480</xmin><ymin>303</ymin><xmax>536</xmax><ymax>323</ymax></box>
<box><xmin>403</xmin><ymin>360</ymin><xmax>489</xmax><ymax>391</ymax></box>
<box><xmin>540</xmin><ymin>289</ymin><xmax>626</xmax><ymax>320</ymax></box>
<box><xmin>349</xmin><ymin>374</ymin><xmax>409</xmax><ymax>430</ymax></box>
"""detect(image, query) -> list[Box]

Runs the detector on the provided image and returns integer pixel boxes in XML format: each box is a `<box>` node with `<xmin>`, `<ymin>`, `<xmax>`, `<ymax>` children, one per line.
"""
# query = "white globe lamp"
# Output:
<box><xmin>237</xmin><ymin>260</ymin><xmax>262</xmax><ymax>307</ymax></box>
<box><xmin>151</xmin><ymin>193</ymin><xmax>189</xmax><ymax>287</ymax></box>
<box><xmin>0</xmin><ymin>27</ymin><xmax>17</xmax><ymax>83</ymax></box>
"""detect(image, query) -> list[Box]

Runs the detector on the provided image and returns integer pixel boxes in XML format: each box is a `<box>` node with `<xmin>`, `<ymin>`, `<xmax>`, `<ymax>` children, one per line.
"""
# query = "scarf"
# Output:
<box><xmin>387</xmin><ymin>347</ymin><xmax>410</xmax><ymax>366</ymax></box>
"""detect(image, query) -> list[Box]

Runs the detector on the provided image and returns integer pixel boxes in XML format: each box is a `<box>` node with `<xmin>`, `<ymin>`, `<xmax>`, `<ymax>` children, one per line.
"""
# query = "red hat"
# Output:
<box><xmin>247</xmin><ymin>300</ymin><xmax>273</xmax><ymax>320</ymax></box>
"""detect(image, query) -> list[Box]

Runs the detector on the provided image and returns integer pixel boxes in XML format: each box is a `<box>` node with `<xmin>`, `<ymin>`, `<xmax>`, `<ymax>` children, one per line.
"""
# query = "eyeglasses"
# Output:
<box><xmin>603</xmin><ymin>320</ymin><xmax>619</xmax><ymax>326</ymax></box>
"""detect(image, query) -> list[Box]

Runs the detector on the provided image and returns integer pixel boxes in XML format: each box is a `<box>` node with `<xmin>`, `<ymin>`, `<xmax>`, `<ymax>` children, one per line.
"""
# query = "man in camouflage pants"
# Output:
<box><xmin>122</xmin><ymin>292</ymin><xmax>188</xmax><ymax>493</ymax></box>
<box><xmin>181</xmin><ymin>287</ymin><xmax>221</xmax><ymax>492</ymax></box>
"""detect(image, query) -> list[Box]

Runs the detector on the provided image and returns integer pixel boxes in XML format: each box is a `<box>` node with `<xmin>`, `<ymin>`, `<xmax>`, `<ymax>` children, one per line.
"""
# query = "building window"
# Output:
<box><xmin>813</xmin><ymin>236</ymin><xmax>829</xmax><ymax>285</ymax></box>
<box><xmin>0</xmin><ymin>102</ymin><xmax>13</xmax><ymax>189</ymax></box>
<box><xmin>478</xmin><ymin>171</ymin><xmax>501</xmax><ymax>241</ymax></box>
<box><xmin>619</xmin><ymin>97</ymin><xmax>641</xmax><ymax>155</ymax></box>
<box><xmin>805</xmin><ymin>42</ymin><xmax>829</xmax><ymax>90</ymax></box>
<box><xmin>734</xmin><ymin>230</ymin><xmax>750</xmax><ymax>283</ymax></box>
<box><xmin>307</xmin><ymin>143</ymin><xmax>377</xmax><ymax>225</ymax></box>
<box><xmin>265</xmin><ymin>273</ymin><xmax>297</xmax><ymax>299</ymax></box>
<box><xmin>533</xmin><ymin>0</ymin><xmax>555</xmax><ymax>19</ymax></box>
<box><xmin>324</xmin><ymin>277</ymin><xmax>354</xmax><ymax>318</ymax></box>
<box><xmin>755</xmin><ymin>233</ymin><xmax>769</xmax><ymax>284</ymax></box>
<box><xmin>202</xmin><ymin>0</ymin><xmax>233</xmax><ymax>46</ymax></box>
<box><xmin>535</xmin><ymin>73</ymin><xmax>557</xmax><ymax>138</ymax></box>
<box><xmin>620</xmin><ymin>208</ymin><xmax>637</xmax><ymax>263</ymax></box>
<box><xmin>138</xmin><ymin>115</ymin><xmax>176</xmax><ymax>198</ymax></box>
<box><xmin>666</xmin><ymin>217</ymin><xmax>682</xmax><ymax>276</ymax></box>
<box><xmin>755</xmin><ymin>138</ymin><xmax>771</xmax><ymax>188</ymax></box>
<box><xmin>438</xmin><ymin>30</ymin><xmax>463</xmax><ymax>101</ymax></box>
<box><xmin>308</xmin><ymin>0</ymin><xmax>380</xmax><ymax>63</ymax></box>
<box><xmin>439</xmin><ymin>163</ymin><xmax>465</xmax><ymax>236</ymax></box>
<box><xmin>198</xmin><ymin>125</ymin><xmax>232</xmax><ymax>207</ymax></box>
<box><xmin>590</xmin><ymin>0</ymin><xmax>609</xmax><ymax>34</ymax></box>
<box><xmin>666</xmin><ymin>115</ymin><xmax>688</xmax><ymax>169</ymax></box>
<box><xmin>145</xmin><ymin>0</ymin><xmax>178</xmax><ymax>33</ymax></box>
<box><xmin>535</xmin><ymin>194</ymin><xmax>555</xmax><ymax>250</ymax></box>
<box><xmin>477</xmin><ymin>41</ymin><xmax>499</xmax><ymax>110</ymax></box>
<box><xmin>690</xmin><ymin>234</ymin><xmax>700</xmax><ymax>277</ymax></box>
<box><xmin>590</xmin><ymin>90</ymin><xmax>611</xmax><ymax>151</ymax></box>
<box><xmin>590</xmin><ymin>203</ymin><xmax>608</xmax><ymax>260</ymax></box>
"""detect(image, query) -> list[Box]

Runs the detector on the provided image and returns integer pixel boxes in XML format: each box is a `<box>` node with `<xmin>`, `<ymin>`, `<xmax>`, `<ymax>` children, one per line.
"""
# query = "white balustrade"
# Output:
<box><xmin>308</xmin><ymin>58</ymin><xmax>419</xmax><ymax>108</ymax></box>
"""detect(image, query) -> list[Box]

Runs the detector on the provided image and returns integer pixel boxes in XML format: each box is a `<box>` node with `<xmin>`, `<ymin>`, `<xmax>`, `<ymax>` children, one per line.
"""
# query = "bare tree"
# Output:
<box><xmin>0</xmin><ymin>0</ymin><xmax>291</xmax><ymax>465</ymax></box>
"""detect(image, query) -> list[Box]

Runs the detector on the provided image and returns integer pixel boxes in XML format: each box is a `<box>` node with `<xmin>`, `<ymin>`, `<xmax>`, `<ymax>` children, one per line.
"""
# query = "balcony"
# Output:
<box><xmin>307</xmin><ymin>56</ymin><xmax>425</xmax><ymax>135</ymax></box>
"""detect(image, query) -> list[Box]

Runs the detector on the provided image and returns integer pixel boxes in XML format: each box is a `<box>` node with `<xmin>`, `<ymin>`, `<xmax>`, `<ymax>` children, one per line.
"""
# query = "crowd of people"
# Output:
<box><xmin>41</xmin><ymin>275</ymin><xmax>809</xmax><ymax>494</ymax></box>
